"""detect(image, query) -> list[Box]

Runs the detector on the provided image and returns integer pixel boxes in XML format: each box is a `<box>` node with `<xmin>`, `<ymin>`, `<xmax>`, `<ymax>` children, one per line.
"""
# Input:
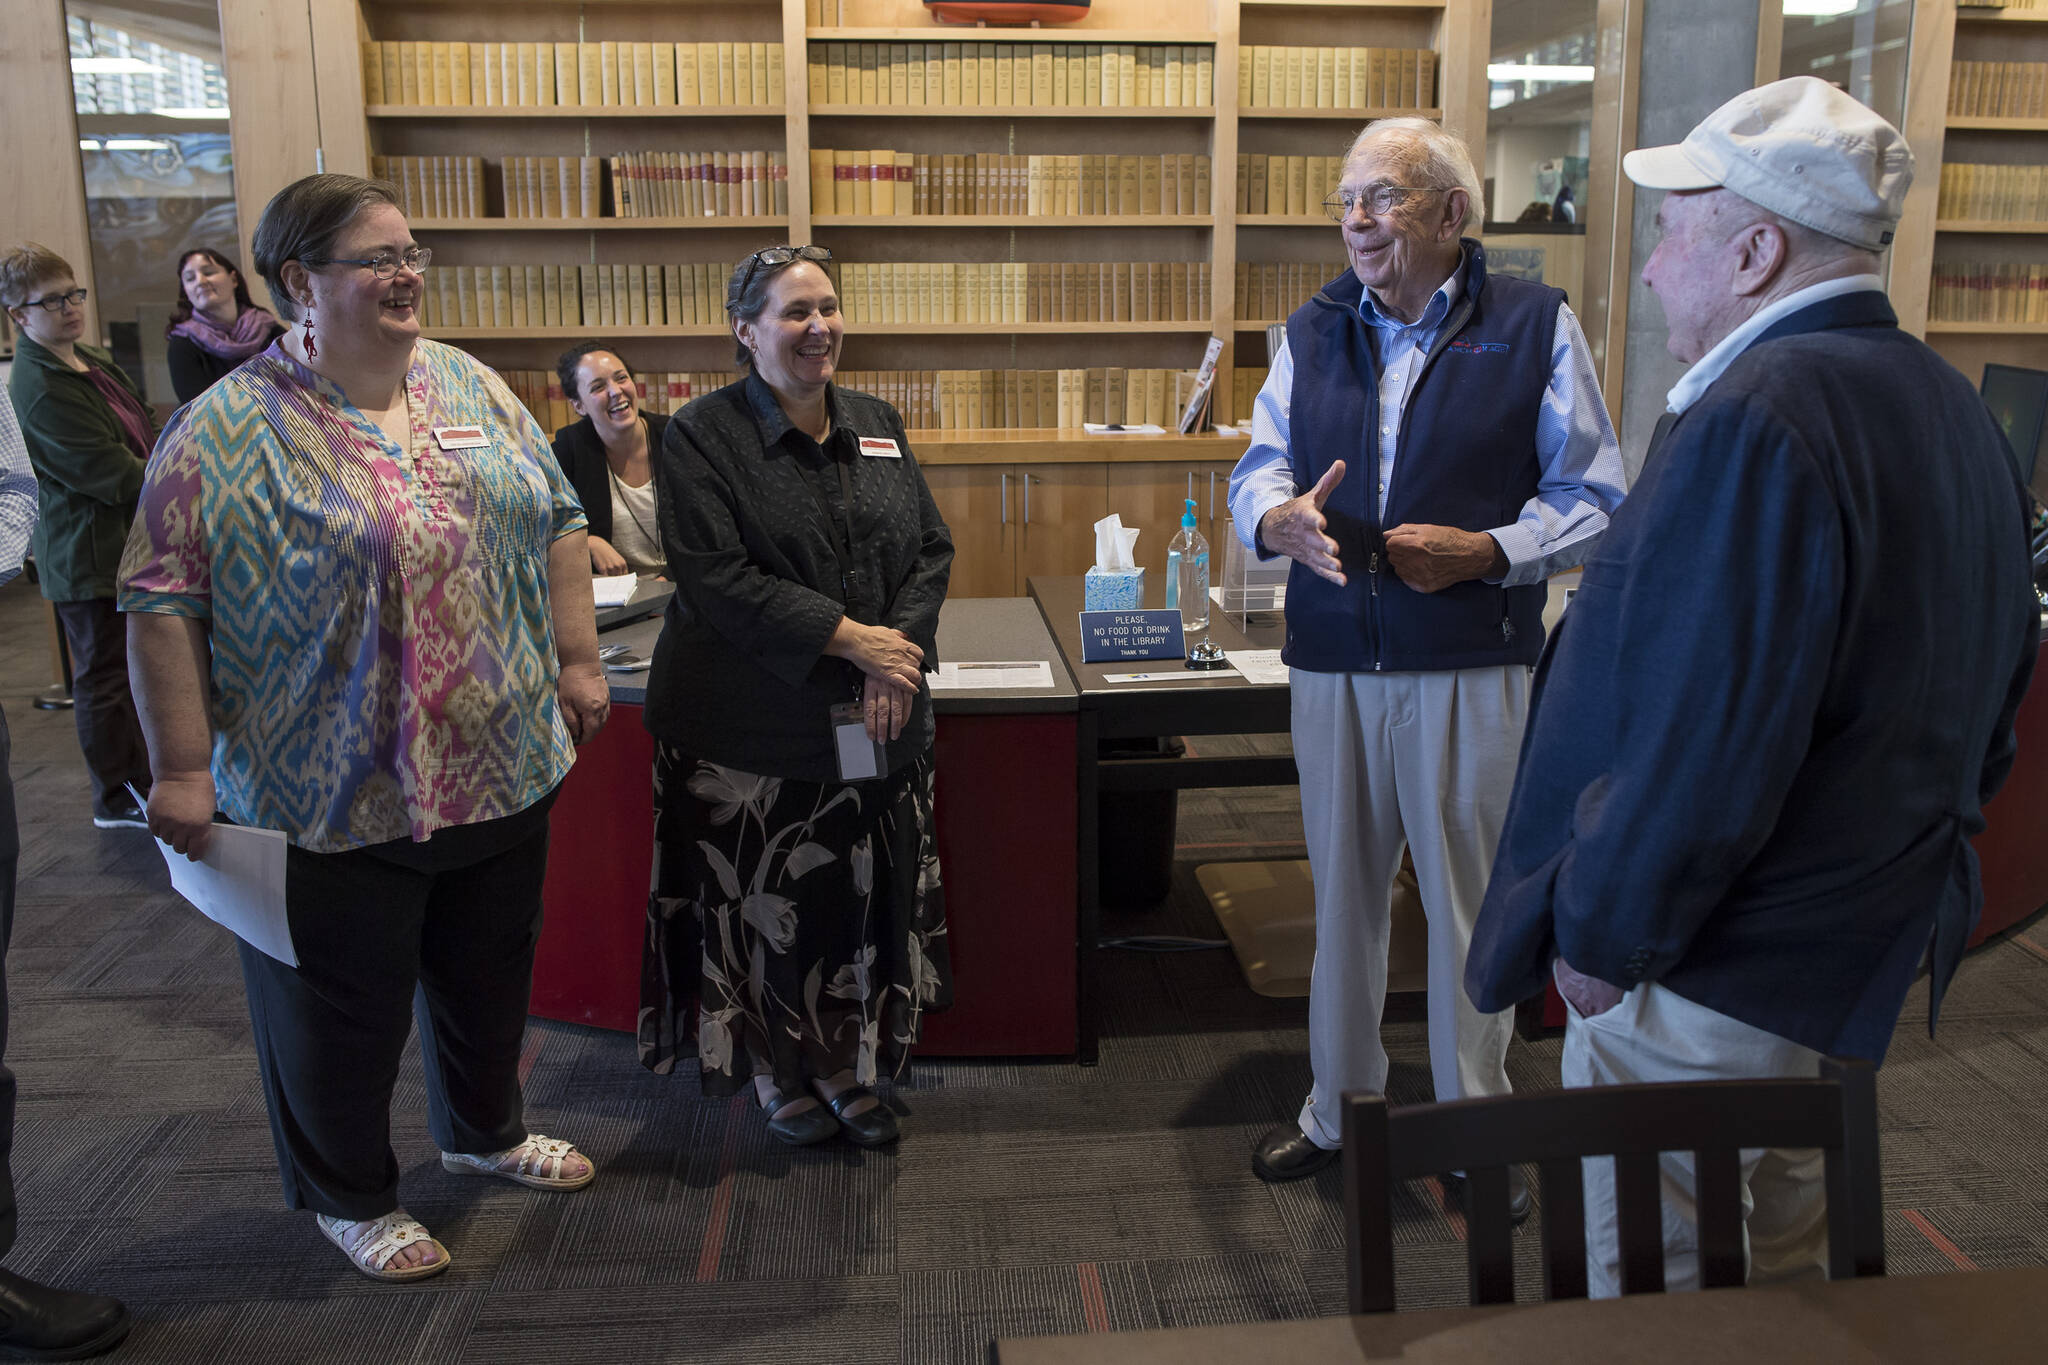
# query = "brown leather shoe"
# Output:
<box><xmin>1252</xmin><ymin>1123</ymin><xmax>1338</xmax><ymax>1182</ymax></box>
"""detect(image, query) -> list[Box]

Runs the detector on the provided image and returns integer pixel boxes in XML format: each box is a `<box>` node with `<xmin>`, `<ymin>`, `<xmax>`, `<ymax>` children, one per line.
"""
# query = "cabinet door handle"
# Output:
<box><xmin>1209</xmin><ymin>469</ymin><xmax>1218</xmax><ymax>520</ymax></box>
<box><xmin>1023</xmin><ymin>473</ymin><xmax>1035</xmax><ymax>524</ymax></box>
<box><xmin>1000</xmin><ymin>471</ymin><xmax>1009</xmax><ymax>526</ymax></box>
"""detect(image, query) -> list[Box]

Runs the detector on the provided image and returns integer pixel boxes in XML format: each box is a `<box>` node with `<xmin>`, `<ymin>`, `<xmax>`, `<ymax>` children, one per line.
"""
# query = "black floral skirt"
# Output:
<box><xmin>637</xmin><ymin>743</ymin><xmax>952</xmax><ymax>1097</ymax></box>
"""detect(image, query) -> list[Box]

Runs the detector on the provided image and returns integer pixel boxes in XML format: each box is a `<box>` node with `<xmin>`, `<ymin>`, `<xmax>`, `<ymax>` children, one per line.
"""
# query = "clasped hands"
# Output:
<box><xmin>829</xmin><ymin>618</ymin><xmax>923</xmax><ymax>743</ymax></box>
<box><xmin>1255</xmin><ymin>459</ymin><xmax>1506</xmax><ymax>593</ymax></box>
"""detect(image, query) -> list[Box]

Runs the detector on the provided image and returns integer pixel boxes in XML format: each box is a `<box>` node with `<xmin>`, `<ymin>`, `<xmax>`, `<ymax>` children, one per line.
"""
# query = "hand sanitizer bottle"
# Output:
<box><xmin>1168</xmin><ymin>498</ymin><xmax>1209</xmax><ymax>634</ymax></box>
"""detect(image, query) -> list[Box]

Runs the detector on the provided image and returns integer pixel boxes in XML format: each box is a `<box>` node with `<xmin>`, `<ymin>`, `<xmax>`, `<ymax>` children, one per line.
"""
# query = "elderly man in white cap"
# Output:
<box><xmin>1467</xmin><ymin>76</ymin><xmax>2040</xmax><ymax>1294</ymax></box>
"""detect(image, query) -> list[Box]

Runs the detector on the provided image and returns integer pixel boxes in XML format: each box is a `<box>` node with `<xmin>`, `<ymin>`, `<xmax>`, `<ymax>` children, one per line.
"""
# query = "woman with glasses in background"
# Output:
<box><xmin>164</xmin><ymin>247</ymin><xmax>285</xmax><ymax>404</ymax></box>
<box><xmin>637</xmin><ymin>244</ymin><xmax>955</xmax><ymax>1150</ymax></box>
<box><xmin>121</xmin><ymin>175</ymin><xmax>604</xmax><ymax>1283</ymax></box>
<box><xmin>1</xmin><ymin>243</ymin><xmax>155</xmax><ymax>831</ymax></box>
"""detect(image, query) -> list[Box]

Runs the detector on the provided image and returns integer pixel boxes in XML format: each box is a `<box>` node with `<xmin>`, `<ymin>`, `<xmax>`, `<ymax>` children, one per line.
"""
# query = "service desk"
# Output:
<box><xmin>1026</xmin><ymin>575</ymin><xmax>1296</xmax><ymax>1063</ymax></box>
<box><xmin>995</xmin><ymin>1266</ymin><xmax>2047</xmax><ymax>1364</ymax></box>
<box><xmin>1972</xmin><ymin>633</ymin><xmax>2048</xmax><ymax>945</ymax></box>
<box><xmin>530</xmin><ymin>597</ymin><xmax>1085</xmax><ymax>1057</ymax></box>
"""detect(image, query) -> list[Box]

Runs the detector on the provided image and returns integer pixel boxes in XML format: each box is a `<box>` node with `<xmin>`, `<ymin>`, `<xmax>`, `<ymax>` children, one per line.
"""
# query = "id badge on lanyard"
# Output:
<box><xmin>829</xmin><ymin>699</ymin><xmax>887</xmax><ymax>782</ymax></box>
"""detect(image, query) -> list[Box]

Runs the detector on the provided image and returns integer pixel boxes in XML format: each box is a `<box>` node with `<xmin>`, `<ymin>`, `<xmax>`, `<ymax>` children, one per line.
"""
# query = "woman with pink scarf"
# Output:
<box><xmin>164</xmin><ymin>248</ymin><xmax>284</xmax><ymax>404</ymax></box>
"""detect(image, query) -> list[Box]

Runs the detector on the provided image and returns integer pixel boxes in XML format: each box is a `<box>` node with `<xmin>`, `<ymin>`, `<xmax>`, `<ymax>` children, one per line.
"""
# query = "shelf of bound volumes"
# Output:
<box><xmin>360</xmin><ymin>39</ymin><xmax>786</xmax><ymax>111</ymax></box>
<box><xmin>324</xmin><ymin>0</ymin><xmax>1486</xmax><ymax>438</ymax></box>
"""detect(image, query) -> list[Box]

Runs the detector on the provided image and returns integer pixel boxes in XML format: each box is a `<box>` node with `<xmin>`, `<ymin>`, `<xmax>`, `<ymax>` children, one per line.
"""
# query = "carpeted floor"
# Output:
<box><xmin>1</xmin><ymin>572</ymin><xmax>2045</xmax><ymax>1363</ymax></box>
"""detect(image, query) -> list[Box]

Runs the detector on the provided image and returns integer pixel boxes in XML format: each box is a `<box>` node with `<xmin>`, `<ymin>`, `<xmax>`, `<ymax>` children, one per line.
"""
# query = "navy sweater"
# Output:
<box><xmin>1465</xmin><ymin>291</ymin><xmax>2041</xmax><ymax>1061</ymax></box>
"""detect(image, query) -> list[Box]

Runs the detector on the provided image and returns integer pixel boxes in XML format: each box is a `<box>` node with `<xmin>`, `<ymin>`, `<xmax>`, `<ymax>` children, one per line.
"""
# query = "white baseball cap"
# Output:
<box><xmin>1622</xmin><ymin>76</ymin><xmax>1914</xmax><ymax>251</ymax></box>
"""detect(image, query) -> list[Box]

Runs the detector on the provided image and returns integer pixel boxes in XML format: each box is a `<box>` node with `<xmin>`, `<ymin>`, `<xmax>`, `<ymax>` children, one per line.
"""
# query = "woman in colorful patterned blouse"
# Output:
<box><xmin>120</xmin><ymin>175</ymin><xmax>607</xmax><ymax>1284</ymax></box>
<box><xmin>638</xmin><ymin>245</ymin><xmax>954</xmax><ymax>1150</ymax></box>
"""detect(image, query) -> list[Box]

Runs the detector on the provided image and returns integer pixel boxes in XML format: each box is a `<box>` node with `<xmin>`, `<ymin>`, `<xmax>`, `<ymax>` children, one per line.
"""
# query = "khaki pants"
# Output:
<box><xmin>1289</xmin><ymin>665</ymin><xmax>1525</xmax><ymax>1148</ymax></box>
<box><xmin>1564</xmin><ymin>981</ymin><xmax>1828</xmax><ymax>1297</ymax></box>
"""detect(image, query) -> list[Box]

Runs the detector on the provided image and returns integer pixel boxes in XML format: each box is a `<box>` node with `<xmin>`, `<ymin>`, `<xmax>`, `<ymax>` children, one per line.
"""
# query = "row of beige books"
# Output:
<box><xmin>808</xmin><ymin>150</ymin><xmax>1211</xmax><ymax>217</ymax></box>
<box><xmin>1928</xmin><ymin>262</ymin><xmax>2048</xmax><ymax>323</ymax></box>
<box><xmin>610</xmin><ymin>152</ymin><xmax>789</xmax><ymax>219</ymax></box>
<box><xmin>361</xmin><ymin>39</ymin><xmax>785</xmax><ymax>108</ymax></box>
<box><xmin>807</xmin><ymin>40</ymin><xmax>1214</xmax><ymax>109</ymax></box>
<box><xmin>835</xmin><ymin>261</ymin><xmax>1214</xmax><ymax>325</ymax></box>
<box><xmin>1235</xmin><ymin>262</ymin><xmax>1346</xmax><ymax>321</ymax></box>
<box><xmin>1236</xmin><ymin>45</ymin><xmax>1437</xmax><ymax>110</ymax></box>
<box><xmin>417</xmin><ymin>261</ymin><xmax>740</xmax><ymax>332</ymax></box>
<box><xmin>501</xmin><ymin>369</ymin><xmax>732</xmax><ymax>431</ymax></box>
<box><xmin>375</xmin><ymin>156</ymin><xmax>489</xmax><ymax>221</ymax></box>
<box><xmin>852</xmin><ymin>367</ymin><xmax>1199</xmax><ymax>431</ymax></box>
<box><xmin>1937</xmin><ymin>163</ymin><xmax>2048</xmax><ymax>222</ymax></box>
<box><xmin>1235</xmin><ymin>155</ymin><xmax>1345</xmax><ymax>218</ymax></box>
<box><xmin>1948</xmin><ymin>61</ymin><xmax>2048</xmax><ymax>118</ymax></box>
<box><xmin>1232</xmin><ymin>366</ymin><xmax>1271</xmax><ymax>421</ymax></box>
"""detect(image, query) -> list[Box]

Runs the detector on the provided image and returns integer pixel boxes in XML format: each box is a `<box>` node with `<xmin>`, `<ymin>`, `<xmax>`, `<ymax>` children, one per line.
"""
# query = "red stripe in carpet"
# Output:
<box><xmin>695</xmin><ymin>1095</ymin><xmax>749</xmax><ymax>1282</ymax></box>
<box><xmin>1430</xmin><ymin>1176</ymin><xmax>1468</xmax><ymax>1243</ymax></box>
<box><xmin>517</xmin><ymin>1034</ymin><xmax>544</xmax><ymax>1086</ymax></box>
<box><xmin>1902</xmin><ymin>1209</ymin><xmax>1978</xmax><ymax>1271</ymax></box>
<box><xmin>1076</xmin><ymin>1262</ymin><xmax>1111</xmax><ymax>1333</ymax></box>
<box><xmin>2012</xmin><ymin>934</ymin><xmax>2048</xmax><ymax>967</ymax></box>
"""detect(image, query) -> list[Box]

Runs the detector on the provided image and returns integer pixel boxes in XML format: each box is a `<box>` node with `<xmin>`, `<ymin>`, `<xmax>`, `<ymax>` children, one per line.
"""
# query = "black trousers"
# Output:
<box><xmin>51</xmin><ymin>598</ymin><xmax>150</xmax><ymax>817</ymax></box>
<box><xmin>236</xmin><ymin>810</ymin><xmax>551</xmax><ymax>1220</ymax></box>
<box><xmin>0</xmin><ymin>705</ymin><xmax>19</xmax><ymax>1257</ymax></box>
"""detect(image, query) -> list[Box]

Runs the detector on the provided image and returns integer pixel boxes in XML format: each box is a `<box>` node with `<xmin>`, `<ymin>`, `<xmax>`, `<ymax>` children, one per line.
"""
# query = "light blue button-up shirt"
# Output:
<box><xmin>1228</xmin><ymin>271</ymin><xmax>1627</xmax><ymax>588</ymax></box>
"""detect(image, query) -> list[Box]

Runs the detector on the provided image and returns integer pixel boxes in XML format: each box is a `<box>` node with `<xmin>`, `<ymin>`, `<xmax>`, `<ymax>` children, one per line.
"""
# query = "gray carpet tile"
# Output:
<box><xmin>0</xmin><ymin>572</ymin><xmax>2045</xmax><ymax>1361</ymax></box>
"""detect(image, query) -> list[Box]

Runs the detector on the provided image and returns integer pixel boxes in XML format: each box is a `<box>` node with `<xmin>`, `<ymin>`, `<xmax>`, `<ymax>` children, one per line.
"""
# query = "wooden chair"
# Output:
<box><xmin>1341</xmin><ymin>1056</ymin><xmax>1884</xmax><ymax>1312</ymax></box>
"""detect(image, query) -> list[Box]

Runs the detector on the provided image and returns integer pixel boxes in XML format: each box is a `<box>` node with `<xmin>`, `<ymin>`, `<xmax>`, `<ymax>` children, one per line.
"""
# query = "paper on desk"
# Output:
<box><xmin>927</xmin><ymin>661</ymin><xmax>1056</xmax><ymax>691</ymax></box>
<box><xmin>1081</xmin><ymin>423</ymin><xmax>1166</xmax><ymax>435</ymax></box>
<box><xmin>155</xmin><ymin>823</ymin><xmax>296</xmax><ymax>966</ymax></box>
<box><xmin>1227</xmin><ymin>649</ymin><xmax>1291</xmax><ymax>686</ymax></box>
<box><xmin>590</xmin><ymin>573</ymin><xmax>640</xmax><ymax>609</ymax></box>
<box><xmin>1101</xmin><ymin>666</ymin><xmax>1240</xmax><ymax>683</ymax></box>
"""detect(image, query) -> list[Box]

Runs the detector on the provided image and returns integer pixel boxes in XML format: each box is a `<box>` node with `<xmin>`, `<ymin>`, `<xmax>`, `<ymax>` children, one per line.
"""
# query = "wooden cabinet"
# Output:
<box><xmin>925</xmin><ymin>461</ymin><xmax>1110</xmax><ymax>597</ymax></box>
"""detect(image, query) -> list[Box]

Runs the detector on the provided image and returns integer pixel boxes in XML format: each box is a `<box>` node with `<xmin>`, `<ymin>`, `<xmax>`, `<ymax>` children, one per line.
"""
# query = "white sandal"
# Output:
<box><xmin>315</xmin><ymin>1209</ymin><xmax>451</xmax><ymax>1283</ymax></box>
<box><xmin>440</xmin><ymin>1133</ymin><xmax>595</xmax><ymax>1191</ymax></box>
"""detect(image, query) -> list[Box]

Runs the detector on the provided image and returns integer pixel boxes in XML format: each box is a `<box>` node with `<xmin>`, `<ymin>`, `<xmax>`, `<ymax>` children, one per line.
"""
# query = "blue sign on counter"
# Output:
<box><xmin>1079</xmin><ymin>609</ymin><xmax>1186</xmax><ymax>663</ymax></box>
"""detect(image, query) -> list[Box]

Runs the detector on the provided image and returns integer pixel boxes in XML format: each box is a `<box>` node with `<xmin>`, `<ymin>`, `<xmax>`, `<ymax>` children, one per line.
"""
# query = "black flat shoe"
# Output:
<box><xmin>1252</xmin><ymin>1123</ymin><xmax>1338</xmax><ymax>1182</ymax></box>
<box><xmin>757</xmin><ymin>1085</ymin><xmax>840</xmax><ymax>1147</ymax></box>
<box><xmin>1440</xmin><ymin>1170</ymin><xmax>1533</xmax><ymax>1227</ymax></box>
<box><xmin>0</xmin><ymin>1266</ymin><xmax>129</xmax><ymax>1361</ymax></box>
<box><xmin>818</xmin><ymin>1087</ymin><xmax>899</xmax><ymax>1148</ymax></box>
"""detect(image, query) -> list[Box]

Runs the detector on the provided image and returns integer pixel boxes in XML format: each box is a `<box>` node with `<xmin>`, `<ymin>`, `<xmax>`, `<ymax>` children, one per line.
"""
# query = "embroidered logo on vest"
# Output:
<box><xmin>1448</xmin><ymin>339</ymin><xmax>1511</xmax><ymax>355</ymax></box>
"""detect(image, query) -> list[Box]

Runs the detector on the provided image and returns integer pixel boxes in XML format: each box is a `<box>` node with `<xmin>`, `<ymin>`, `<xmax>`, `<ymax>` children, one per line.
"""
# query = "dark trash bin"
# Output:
<box><xmin>1097</xmin><ymin>735</ymin><xmax>1184</xmax><ymax>907</ymax></box>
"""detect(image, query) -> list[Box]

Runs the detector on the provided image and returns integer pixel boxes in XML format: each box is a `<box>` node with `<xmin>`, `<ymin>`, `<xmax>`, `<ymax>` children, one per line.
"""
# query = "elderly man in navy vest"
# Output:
<box><xmin>1228</xmin><ymin>118</ymin><xmax>1625</xmax><ymax>1191</ymax></box>
<box><xmin>1466</xmin><ymin>78</ymin><xmax>2040</xmax><ymax>1295</ymax></box>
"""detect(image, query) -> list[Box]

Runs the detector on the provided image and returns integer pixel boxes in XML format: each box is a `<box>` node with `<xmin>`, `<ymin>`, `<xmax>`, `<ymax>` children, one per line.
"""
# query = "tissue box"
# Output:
<box><xmin>1084</xmin><ymin>566</ymin><xmax>1145</xmax><ymax>610</ymax></box>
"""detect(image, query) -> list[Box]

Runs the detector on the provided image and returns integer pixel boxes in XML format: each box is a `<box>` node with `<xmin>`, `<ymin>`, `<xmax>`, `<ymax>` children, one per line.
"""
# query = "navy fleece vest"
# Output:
<box><xmin>1282</xmin><ymin>241</ymin><xmax>1561</xmax><ymax>673</ymax></box>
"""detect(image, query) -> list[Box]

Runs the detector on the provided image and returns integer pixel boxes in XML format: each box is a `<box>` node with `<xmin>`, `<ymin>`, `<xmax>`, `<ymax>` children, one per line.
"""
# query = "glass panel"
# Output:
<box><xmin>1778</xmin><ymin>0</ymin><xmax>1915</xmax><ymax>129</ymax></box>
<box><xmin>1485</xmin><ymin>1</ymin><xmax>1597</xmax><ymax>313</ymax></box>
<box><xmin>67</xmin><ymin>5</ymin><xmax>241</xmax><ymax>411</ymax></box>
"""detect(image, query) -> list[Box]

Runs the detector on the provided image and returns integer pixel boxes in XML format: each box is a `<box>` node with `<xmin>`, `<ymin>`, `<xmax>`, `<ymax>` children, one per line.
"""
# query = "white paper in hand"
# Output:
<box><xmin>590</xmin><ymin>573</ymin><xmax>640</xmax><ymax>609</ymax></box>
<box><xmin>155</xmin><ymin>824</ymin><xmax>296</xmax><ymax>966</ymax></box>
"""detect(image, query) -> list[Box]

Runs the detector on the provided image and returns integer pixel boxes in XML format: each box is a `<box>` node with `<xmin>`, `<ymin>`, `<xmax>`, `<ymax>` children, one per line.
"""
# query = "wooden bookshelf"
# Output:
<box><xmin>365</xmin><ymin>105</ymin><xmax>786</xmax><ymax>118</ymax></box>
<box><xmin>272</xmin><ymin>0</ymin><xmax>1491</xmax><ymax>593</ymax></box>
<box><xmin>1945</xmin><ymin>116</ymin><xmax>2048</xmax><ymax>130</ymax></box>
<box><xmin>411</xmin><ymin>217</ymin><xmax>789</xmax><ymax>231</ymax></box>
<box><xmin>1933</xmin><ymin>220</ymin><xmax>2048</xmax><ymax>234</ymax></box>
<box><xmin>1923</xmin><ymin>320</ymin><xmax>2048</xmax><ymax>334</ymax></box>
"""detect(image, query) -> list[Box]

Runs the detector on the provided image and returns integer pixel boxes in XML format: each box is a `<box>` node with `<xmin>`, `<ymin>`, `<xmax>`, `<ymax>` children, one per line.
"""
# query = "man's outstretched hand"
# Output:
<box><xmin>1257</xmin><ymin>460</ymin><xmax>1348</xmax><ymax>585</ymax></box>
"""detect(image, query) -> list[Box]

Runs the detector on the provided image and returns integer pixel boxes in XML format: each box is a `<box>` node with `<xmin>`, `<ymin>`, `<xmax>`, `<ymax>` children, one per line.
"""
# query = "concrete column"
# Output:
<box><xmin>1617</xmin><ymin>0</ymin><xmax>1767</xmax><ymax>475</ymax></box>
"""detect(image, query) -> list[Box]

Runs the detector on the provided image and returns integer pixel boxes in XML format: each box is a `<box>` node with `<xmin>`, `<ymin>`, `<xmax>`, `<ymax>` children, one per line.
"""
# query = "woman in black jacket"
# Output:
<box><xmin>637</xmin><ymin>246</ymin><xmax>954</xmax><ymax>1150</ymax></box>
<box><xmin>164</xmin><ymin>248</ymin><xmax>284</xmax><ymax>403</ymax></box>
<box><xmin>549</xmin><ymin>343</ymin><xmax>669</xmax><ymax>576</ymax></box>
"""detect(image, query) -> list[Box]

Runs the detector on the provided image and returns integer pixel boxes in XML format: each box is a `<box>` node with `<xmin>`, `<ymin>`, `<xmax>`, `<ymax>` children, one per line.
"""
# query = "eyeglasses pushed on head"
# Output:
<box><xmin>732</xmin><ymin>244</ymin><xmax>833</xmax><ymax>308</ymax></box>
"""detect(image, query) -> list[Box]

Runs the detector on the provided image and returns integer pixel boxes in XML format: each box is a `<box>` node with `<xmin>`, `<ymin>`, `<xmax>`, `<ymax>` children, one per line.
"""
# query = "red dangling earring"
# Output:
<box><xmin>303</xmin><ymin>309</ymin><xmax>317</xmax><ymax>359</ymax></box>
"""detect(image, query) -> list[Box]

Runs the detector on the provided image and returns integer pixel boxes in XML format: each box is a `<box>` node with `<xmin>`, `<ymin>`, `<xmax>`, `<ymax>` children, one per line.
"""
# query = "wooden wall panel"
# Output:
<box><xmin>0</xmin><ymin>0</ymin><xmax>99</xmax><ymax>340</ymax></box>
<box><xmin>218</xmin><ymin>0</ymin><xmax>326</xmax><ymax>312</ymax></box>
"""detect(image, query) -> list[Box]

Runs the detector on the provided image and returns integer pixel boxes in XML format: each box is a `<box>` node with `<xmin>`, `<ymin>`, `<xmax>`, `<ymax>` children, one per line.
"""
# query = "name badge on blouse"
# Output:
<box><xmin>857</xmin><ymin>436</ymin><xmax>902</xmax><ymax>459</ymax></box>
<box><xmin>432</xmin><ymin>426</ymin><xmax>489</xmax><ymax>451</ymax></box>
<box><xmin>828</xmin><ymin>701</ymin><xmax>886</xmax><ymax>782</ymax></box>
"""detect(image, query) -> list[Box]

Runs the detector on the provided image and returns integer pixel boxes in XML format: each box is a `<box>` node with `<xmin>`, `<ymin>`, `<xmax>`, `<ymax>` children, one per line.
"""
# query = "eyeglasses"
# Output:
<box><xmin>1322</xmin><ymin>184</ymin><xmax>1442</xmax><ymax>222</ymax></box>
<box><xmin>303</xmin><ymin>246</ymin><xmax>433</xmax><ymax>280</ymax></box>
<box><xmin>732</xmin><ymin>244</ymin><xmax>833</xmax><ymax>306</ymax></box>
<box><xmin>21</xmin><ymin>288</ymin><xmax>88</xmax><ymax>314</ymax></box>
